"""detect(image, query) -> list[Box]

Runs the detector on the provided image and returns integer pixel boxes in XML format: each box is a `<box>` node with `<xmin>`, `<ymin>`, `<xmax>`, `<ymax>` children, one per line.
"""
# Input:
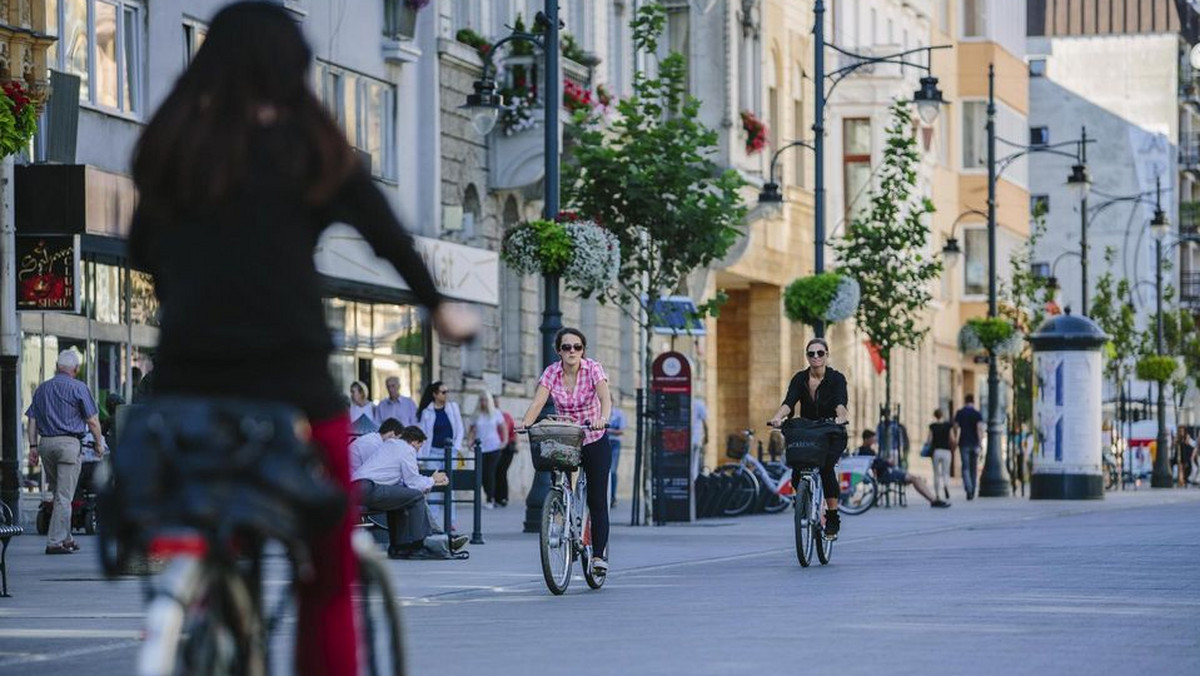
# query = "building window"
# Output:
<box><xmin>1031</xmin><ymin>194</ymin><xmax>1050</xmax><ymax>215</ymax></box>
<box><xmin>183</xmin><ymin>20</ymin><xmax>207</xmax><ymax>67</ymax></box>
<box><xmin>938</xmin><ymin>0</ymin><xmax>950</xmax><ymax>33</ymax></box>
<box><xmin>962</xmin><ymin>101</ymin><xmax>986</xmax><ymax>169</ymax></box>
<box><xmin>665</xmin><ymin>1</ymin><xmax>690</xmax><ymax>89</ymax></box>
<box><xmin>47</xmin><ymin>0</ymin><xmax>145</xmax><ymax>116</ymax></box>
<box><xmin>1028</xmin><ymin>57</ymin><xmax>1046</xmax><ymax>77</ymax></box>
<box><xmin>1031</xmin><ymin>262</ymin><xmax>1051</xmax><ymax>279</ymax></box>
<box><xmin>1030</xmin><ymin>126</ymin><xmax>1049</xmax><ymax>146</ymax></box>
<box><xmin>963</xmin><ymin>227</ymin><xmax>987</xmax><ymax>296</ymax></box>
<box><xmin>843</xmin><ymin>118</ymin><xmax>871</xmax><ymax>222</ymax></box>
<box><xmin>315</xmin><ymin>62</ymin><xmax>397</xmax><ymax>181</ymax></box>
<box><xmin>962</xmin><ymin>0</ymin><xmax>986</xmax><ymax>37</ymax></box>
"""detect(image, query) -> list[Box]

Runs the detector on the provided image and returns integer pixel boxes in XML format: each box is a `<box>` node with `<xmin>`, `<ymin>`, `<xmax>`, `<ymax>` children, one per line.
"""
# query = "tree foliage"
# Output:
<box><xmin>999</xmin><ymin>208</ymin><xmax>1055</xmax><ymax>426</ymax></box>
<box><xmin>833</xmin><ymin>101</ymin><xmax>942</xmax><ymax>360</ymax></box>
<box><xmin>1089</xmin><ymin>247</ymin><xmax>1138</xmax><ymax>386</ymax></box>
<box><xmin>563</xmin><ymin>2</ymin><xmax>747</xmax><ymax>321</ymax></box>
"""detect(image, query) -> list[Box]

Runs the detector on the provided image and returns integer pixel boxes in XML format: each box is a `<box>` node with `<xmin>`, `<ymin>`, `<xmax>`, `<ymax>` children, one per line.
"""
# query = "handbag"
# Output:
<box><xmin>781</xmin><ymin>418</ymin><xmax>847</xmax><ymax>468</ymax></box>
<box><xmin>920</xmin><ymin>442</ymin><xmax>933</xmax><ymax>458</ymax></box>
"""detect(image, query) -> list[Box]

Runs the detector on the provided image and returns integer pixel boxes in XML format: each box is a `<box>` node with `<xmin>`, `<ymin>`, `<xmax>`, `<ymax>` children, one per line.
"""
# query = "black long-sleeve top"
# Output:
<box><xmin>130</xmin><ymin>145</ymin><xmax>441</xmax><ymax>420</ymax></box>
<box><xmin>781</xmin><ymin>368</ymin><xmax>848</xmax><ymax>421</ymax></box>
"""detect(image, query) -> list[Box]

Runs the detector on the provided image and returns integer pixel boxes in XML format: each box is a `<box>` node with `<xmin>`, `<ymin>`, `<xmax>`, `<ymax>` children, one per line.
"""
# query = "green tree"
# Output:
<box><xmin>1136</xmin><ymin>283</ymin><xmax>1200</xmax><ymax>430</ymax></box>
<box><xmin>1090</xmin><ymin>247</ymin><xmax>1139</xmax><ymax>428</ymax></box>
<box><xmin>833</xmin><ymin>101</ymin><xmax>942</xmax><ymax>451</ymax></box>
<box><xmin>564</xmin><ymin>3</ymin><xmax>747</xmax><ymax>522</ymax></box>
<box><xmin>999</xmin><ymin>209</ymin><xmax>1055</xmax><ymax>430</ymax></box>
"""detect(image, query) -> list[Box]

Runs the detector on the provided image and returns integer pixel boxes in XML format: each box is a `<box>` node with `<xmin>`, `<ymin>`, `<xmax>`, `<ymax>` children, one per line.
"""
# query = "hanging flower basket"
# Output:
<box><xmin>1135</xmin><ymin>355</ymin><xmax>1177</xmax><ymax>382</ymax></box>
<box><xmin>958</xmin><ymin>318</ymin><xmax>1023</xmax><ymax>357</ymax></box>
<box><xmin>0</xmin><ymin>81</ymin><xmax>37</xmax><ymax>158</ymax></box>
<box><xmin>740</xmin><ymin>110</ymin><xmax>767</xmax><ymax>154</ymax></box>
<box><xmin>784</xmin><ymin>273</ymin><xmax>860</xmax><ymax>326</ymax></box>
<box><xmin>501</xmin><ymin>218</ymin><xmax>621</xmax><ymax>297</ymax></box>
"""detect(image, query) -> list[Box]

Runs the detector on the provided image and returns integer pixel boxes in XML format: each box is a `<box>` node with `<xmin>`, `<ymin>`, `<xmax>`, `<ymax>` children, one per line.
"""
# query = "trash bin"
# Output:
<box><xmin>1027</xmin><ymin>312</ymin><xmax>1109</xmax><ymax>499</ymax></box>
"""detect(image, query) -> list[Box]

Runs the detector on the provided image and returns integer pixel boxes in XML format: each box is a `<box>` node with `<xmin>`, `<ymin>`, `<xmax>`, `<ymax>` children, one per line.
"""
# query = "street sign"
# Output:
<box><xmin>651</xmin><ymin>351</ymin><xmax>692</xmax><ymax>522</ymax></box>
<box><xmin>15</xmin><ymin>234</ymin><xmax>79</xmax><ymax>313</ymax></box>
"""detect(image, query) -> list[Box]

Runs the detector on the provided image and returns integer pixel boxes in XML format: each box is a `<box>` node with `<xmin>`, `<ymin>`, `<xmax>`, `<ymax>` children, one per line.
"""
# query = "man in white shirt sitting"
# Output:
<box><xmin>351</xmin><ymin>418</ymin><xmax>468</xmax><ymax>558</ymax></box>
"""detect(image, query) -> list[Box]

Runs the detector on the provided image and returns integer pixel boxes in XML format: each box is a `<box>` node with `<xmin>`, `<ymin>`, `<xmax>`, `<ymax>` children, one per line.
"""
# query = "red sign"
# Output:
<box><xmin>16</xmin><ymin>235</ymin><xmax>79</xmax><ymax>312</ymax></box>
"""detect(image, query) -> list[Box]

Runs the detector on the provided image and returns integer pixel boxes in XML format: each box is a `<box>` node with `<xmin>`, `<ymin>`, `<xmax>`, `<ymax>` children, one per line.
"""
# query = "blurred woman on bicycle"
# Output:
<box><xmin>768</xmin><ymin>337</ymin><xmax>849</xmax><ymax>539</ymax></box>
<box><xmin>519</xmin><ymin>328</ymin><xmax>614</xmax><ymax>575</ymax></box>
<box><xmin>128</xmin><ymin>3</ymin><xmax>475</xmax><ymax>673</ymax></box>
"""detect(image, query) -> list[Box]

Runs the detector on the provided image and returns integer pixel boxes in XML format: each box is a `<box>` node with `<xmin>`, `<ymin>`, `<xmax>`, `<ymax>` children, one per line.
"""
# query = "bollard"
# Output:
<box><xmin>471</xmin><ymin>439</ymin><xmax>485</xmax><ymax>544</ymax></box>
<box><xmin>442</xmin><ymin>444</ymin><xmax>453</xmax><ymax>536</ymax></box>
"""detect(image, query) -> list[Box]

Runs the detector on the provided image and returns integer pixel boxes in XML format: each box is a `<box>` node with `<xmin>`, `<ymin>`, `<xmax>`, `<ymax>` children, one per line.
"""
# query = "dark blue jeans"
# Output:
<box><xmin>960</xmin><ymin>445</ymin><xmax>980</xmax><ymax>498</ymax></box>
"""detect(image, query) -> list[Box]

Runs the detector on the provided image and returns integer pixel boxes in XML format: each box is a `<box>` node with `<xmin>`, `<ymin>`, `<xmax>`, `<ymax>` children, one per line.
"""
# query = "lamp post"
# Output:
<box><xmin>800</xmin><ymin>1</ymin><xmax>949</xmax><ymax>337</ymax></box>
<box><xmin>461</xmin><ymin>2</ymin><xmax>562</xmax><ymax>531</ymax></box>
<box><xmin>1149</xmin><ymin>177</ymin><xmax>1173</xmax><ymax>489</ymax></box>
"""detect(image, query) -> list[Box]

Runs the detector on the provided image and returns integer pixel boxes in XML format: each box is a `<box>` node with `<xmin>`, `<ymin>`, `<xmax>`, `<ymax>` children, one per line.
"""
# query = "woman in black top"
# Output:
<box><xmin>926</xmin><ymin>409</ymin><xmax>956</xmax><ymax>502</ymax></box>
<box><xmin>128</xmin><ymin>4</ymin><xmax>475</xmax><ymax>674</ymax></box>
<box><xmin>768</xmin><ymin>337</ymin><xmax>849</xmax><ymax>538</ymax></box>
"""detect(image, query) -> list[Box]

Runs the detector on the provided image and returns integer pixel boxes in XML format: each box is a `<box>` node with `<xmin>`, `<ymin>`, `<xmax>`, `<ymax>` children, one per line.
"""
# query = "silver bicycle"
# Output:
<box><xmin>792</xmin><ymin>464</ymin><xmax>833</xmax><ymax>567</ymax></box>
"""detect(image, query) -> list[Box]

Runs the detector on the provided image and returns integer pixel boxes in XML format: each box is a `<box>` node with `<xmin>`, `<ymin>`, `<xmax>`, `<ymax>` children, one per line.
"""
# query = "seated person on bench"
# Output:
<box><xmin>856</xmin><ymin>430</ymin><xmax>950</xmax><ymax>509</ymax></box>
<box><xmin>350</xmin><ymin>419</ymin><xmax>469</xmax><ymax>558</ymax></box>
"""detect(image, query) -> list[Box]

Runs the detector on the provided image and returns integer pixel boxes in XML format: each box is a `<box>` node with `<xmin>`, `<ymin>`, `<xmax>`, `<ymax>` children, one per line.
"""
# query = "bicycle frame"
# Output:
<box><xmin>548</xmin><ymin>469</ymin><xmax>588</xmax><ymax>554</ymax></box>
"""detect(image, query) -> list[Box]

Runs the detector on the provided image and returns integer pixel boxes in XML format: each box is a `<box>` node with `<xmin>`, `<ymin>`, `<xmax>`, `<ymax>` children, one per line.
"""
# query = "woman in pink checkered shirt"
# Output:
<box><xmin>520</xmin><ymin>327</ymin><xmax>614</xmax><ymax>576</ymax></box>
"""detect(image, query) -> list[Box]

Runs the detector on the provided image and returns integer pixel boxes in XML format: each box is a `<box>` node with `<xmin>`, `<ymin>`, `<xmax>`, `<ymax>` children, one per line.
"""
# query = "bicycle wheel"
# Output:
<box><xmin>816</xmin><ymin>520</ymin><xmax>834</xmax><ymax>565</ymax></box>
<box><xmin>140</xmin><ymin>560</ymin><xmax>264</xmax><ymax>676</ymax></box>
<box><xmin>355</xmin><ymin>535</ymin><xmax>407</xmax><ymax>676</ymax></box>
<box><xmin>581</xmin><ymin>514</ymin><xmax>606</xmax><ymax>590</ymax></box>
<box><xmin>838</xmin><ymin>472</ymin><xmax>877</xmax><ymax>516</ymax></box>
<box><xmin>540</xmin><ymin>489</ymin><xmax>573</xmax><ymax>595</ymax></box>
<box><xmin>794</xmin><ymin>482</ymin><xmax>813</xmax><ymax>567</ymax></box>
<box><xmin>720</xmin><ymin>468</ymin><xmax>760</xmax><ymax>517</ymax></box>
<box><xmin>760</xmin><ymin>464</ymin><xmax>792</xmax><ymax>514</ymax></box>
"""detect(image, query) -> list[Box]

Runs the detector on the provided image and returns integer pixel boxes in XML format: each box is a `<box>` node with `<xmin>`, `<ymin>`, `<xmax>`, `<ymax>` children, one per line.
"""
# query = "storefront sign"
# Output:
<box><xmin>314</xmin><ymin>225</ymin><xmax>499</xmax><ymax>306</ymax></box>
<box><xmin>651</xmin><ymin>351</ymin><xmax>693</xmax><ymax>523</ymax></box>
<box><xmin>15</xmin><ymin>234</ymin><xmax>80</xmax><ymax>312</ymax></box>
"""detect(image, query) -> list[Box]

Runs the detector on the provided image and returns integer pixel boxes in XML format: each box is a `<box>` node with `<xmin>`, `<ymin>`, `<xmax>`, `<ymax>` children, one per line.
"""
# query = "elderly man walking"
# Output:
<box><xmin>25</xmin><ymin>350</ymin><xmax>106</xmax><ymax>555</ymax></box>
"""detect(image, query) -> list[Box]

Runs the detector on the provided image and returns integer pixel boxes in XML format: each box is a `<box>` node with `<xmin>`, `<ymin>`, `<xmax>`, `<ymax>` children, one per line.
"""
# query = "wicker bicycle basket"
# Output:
<box><xmin>528</xmin><ymin>417</ymin><xmax>586</xmax><ymax>471</ymax></box>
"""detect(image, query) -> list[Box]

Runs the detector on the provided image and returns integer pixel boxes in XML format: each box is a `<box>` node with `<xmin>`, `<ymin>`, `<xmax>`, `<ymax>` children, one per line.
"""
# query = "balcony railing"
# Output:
<box><xmin>1181</xmin><ymin>134</ymin><xmax>1200</xmax><ymax>171</ymax></box>
<box><xmin>1181</xmin><ymin>201</ymin><xmax>1200</xmax><ymax>236</ymax></box>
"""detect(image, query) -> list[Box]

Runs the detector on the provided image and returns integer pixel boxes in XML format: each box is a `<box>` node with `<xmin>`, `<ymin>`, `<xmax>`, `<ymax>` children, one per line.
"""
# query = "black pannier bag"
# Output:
<box><xmin>97</xmin><ymin>397</ymin><xmax>346</xmax><ymax>576</ymax></box>
<box><xmin>782</xmin><ymin>418</ymin><xmax>847</xmax><ymax>468</ymax></box>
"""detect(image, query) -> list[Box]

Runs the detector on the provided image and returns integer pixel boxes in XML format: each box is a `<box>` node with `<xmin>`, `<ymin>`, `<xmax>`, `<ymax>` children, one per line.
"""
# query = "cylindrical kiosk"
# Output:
<box><xmin>1027</xmin><ymin>313</ymin><xmax>1109</xmax><ymax>499</ymax></box>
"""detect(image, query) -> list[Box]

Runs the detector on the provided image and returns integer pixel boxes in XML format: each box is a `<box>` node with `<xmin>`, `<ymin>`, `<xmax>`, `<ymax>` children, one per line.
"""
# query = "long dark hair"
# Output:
<box><xmin>417</xmin><ymin>381</ymin><xmax>444</xmax><ymax>418</ymax></box>
<box><xmin>132</xmin><ymin>2</ymin><xmax>354</xmax><ymax>218</ymax></box>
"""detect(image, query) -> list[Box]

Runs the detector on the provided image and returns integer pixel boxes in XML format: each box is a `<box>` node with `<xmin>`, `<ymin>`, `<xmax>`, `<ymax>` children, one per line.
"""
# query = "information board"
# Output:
<box><xmin>651</xmin><ymin>352</ymin><xmax>692</xmax><ymax>523</ymax></box>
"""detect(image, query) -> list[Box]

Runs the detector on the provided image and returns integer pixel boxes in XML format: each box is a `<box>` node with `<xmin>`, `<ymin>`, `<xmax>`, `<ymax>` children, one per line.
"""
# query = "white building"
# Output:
<box><xmin>1026</xmin><ymin>0</ymin><xmax>1199</xmax><ymax>423</ymax></box>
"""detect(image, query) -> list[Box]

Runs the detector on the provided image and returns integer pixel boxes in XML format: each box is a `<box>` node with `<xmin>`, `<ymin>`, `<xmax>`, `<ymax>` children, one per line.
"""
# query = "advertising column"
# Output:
<box><xmin>1028</xmin><ymin>314</ymin><xmax>1109</xmax><ymax>500</ymax></box>
<box><xmin>651</xmin><ymin>352</ymin><xmax>692</xmax><ymax>523</ymax></box>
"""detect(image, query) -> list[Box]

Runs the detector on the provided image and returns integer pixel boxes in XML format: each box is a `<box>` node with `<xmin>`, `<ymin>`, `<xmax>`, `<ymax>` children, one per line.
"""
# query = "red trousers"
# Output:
<box><xmin>295</xmin><ymin>415</ymin><xmax>359</xmax><ymax>675</ymax></box>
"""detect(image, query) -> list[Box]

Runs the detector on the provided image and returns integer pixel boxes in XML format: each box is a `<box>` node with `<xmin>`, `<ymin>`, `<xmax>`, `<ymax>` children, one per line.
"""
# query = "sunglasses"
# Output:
<box><xmin>436</xmin><ymin>390</ymin><xmax>448</xmax><ymax>395</ymax></box>
<box><xmin>559</xmin><ymin>343</ymin><xmax>585</xmax><ymax>353</ymax></box>
<box><xmin>807</xmin><ymin>350</ymin><xmax>827</xmax><ymax>358</ymax></box>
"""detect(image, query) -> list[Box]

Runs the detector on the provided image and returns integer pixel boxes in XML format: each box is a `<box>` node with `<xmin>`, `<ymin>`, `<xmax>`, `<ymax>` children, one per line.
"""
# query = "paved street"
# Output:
<box><xmin>1</xmin><ymin>488</ymin><xmax>1198</xmax><ymax>675</ymax></box>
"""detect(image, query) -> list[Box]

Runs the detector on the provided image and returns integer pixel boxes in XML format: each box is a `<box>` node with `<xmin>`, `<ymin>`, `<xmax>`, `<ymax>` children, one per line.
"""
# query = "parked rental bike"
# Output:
<box><xmin>712</xmin><ymin>428</ymin><xmax>794</xmax><ymax>517</ymax></box>
<box><xmin>98</xmin><ymin>399</ymin><xmax>405</xmax><ymax>675</ymax></box>
<box><xmin>523</xmin><ymin>417</ymin><xmax>606</xmax><ymax>595</ymax></box>
<box><xmin>773</xmin><ymin>418</ymin><xmax>847</xmax><ymax>568</ymax></box>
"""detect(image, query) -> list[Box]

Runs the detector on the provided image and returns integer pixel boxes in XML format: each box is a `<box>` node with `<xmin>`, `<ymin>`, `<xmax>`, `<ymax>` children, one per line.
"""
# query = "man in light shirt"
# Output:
<box><xmin>376</xmin><ymin>376</ymin><xmax>418</xmax><ymax>426</ymax></box>
<box><xmin>351</xmin><ymin>419</ymin><xmax>467</xmax><ymax>558</ymax></box>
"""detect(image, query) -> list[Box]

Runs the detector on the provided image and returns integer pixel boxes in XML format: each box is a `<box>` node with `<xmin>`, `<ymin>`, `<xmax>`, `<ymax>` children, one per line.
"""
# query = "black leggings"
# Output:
<box><xmin>791</xmin><ymin>455</ymin><xmax>840</xmax><ymax>501</ymax></box>
<box><xmin>481</xmin><ymin>451</ymin><xmax>500</xmax><ymax>502</ymax></box>
<box><xmin>579</xmin><ymin>435</ymin><xmax>612</xmax><ymax>557</ymax></box>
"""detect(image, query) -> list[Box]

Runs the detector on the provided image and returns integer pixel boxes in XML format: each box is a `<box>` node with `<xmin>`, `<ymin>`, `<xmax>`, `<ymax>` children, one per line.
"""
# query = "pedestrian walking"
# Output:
<box><xmin>348</xmin><ymin>380</ymin><xmax>377</xmax><ymax>426</ymax></box>
<box><xmin>926</xmin><ymin>409</ymin><xmax>955</xmax><ymax>503</ymax></box>
<box><xmin>376</xmin><ymin>376</ymin><xmax>418</xmax><ymax>426</ymax></box>
<box><xmin>609</xmin><ymin>406</ymin><xmax>627</xmax><ymax>508</ymax></box>
<box><xmin>953</xmin><ymin>394</ymin><xmax>985</xmax><ymax>500</ymax></box>
<box><xmin>691</xmin><ymin>397</ymin><xmax>708</xmax><ymax>480</ymax></box>
<box><xmin>24</xmin><ymin>350</ymin><xmax>107</xmax><ymax>555</ymax></box>
<box><xmin>418</xmin><ymin>381</ymin><xmax>465</xmax><ymax>526</ymax></box>
<box><xmin>1179</xmin><ymin>426</ymin><xmax>1196</xmax><ymax>487</ymax></box>
<box><xmin>493</xmin><ymin>396</ymin><xmax>518</xmax><ymax>506</ymax></box>
<box><xmin>466</xmin><ymin>388</ymin><xmax>507</xmax><ymax>508</ymax></box>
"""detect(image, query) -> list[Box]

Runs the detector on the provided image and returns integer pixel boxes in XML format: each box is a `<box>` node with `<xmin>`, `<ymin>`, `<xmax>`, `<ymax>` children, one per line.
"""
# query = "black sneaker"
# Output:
<box><xmin>449</xmin><ymin>535</ymin><xmax>470</xmax><ymax>552</ymax></box>
<box><xmin>823</xmin><ymin>510</ymin><xmax>840</xmax><ymax>540</ymax></box>
<box><xmin>931</xmin><ymin>500</ymin><xmax>951</xmax><ymax>508</ymax></box>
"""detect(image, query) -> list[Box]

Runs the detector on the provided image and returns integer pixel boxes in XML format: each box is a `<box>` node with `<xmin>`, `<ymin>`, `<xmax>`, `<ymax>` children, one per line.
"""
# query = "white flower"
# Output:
<box><xmin>824</xmin><ymin>276</ymin><xmax>860</xmax><ymax>322</ymax></box>
<box><xmin>563</xmin><ymin>221</ymin><xmax>620</xmax><ymax>296</ymax></box>
<box><xmin>501</xmin><ymin>226</ymin><xmax>544</xmax><ymax>275</ymax></box>
<box><xmin>958</xmin><ymin>324</ymin><xmax>984</xmax><ymax>354</ymax></box>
